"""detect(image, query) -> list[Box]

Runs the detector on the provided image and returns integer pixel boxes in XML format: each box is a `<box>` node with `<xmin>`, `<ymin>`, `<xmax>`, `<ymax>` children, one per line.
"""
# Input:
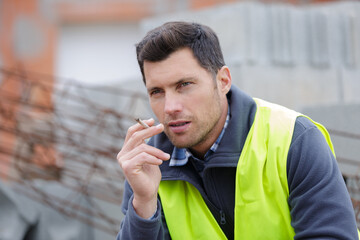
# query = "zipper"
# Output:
<box><xmin>220</xmin><ymin>210</ymin><xmax>226</xmax><ymax>225</ymax></box>
<box><xmin>202</xmin><ymin>164</ymin><xmax>230</xmax><ymax>227</ymax></box>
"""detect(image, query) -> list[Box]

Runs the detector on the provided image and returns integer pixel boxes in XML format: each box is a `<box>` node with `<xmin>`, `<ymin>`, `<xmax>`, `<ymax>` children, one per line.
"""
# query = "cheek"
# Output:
<box><xmin>150</xmin><ymin>101</ymin><xmax>164</xmax><ymax>121</ymax></box>
<box><xmin>196</xmin><ymin>93</ymin><xmax>215</xmax><ymax>109</ymax></box>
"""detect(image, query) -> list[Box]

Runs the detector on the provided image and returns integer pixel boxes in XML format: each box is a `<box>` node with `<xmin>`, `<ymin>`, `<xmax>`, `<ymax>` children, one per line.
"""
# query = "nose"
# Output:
<box><xmin>164</xmin><ymin>93</ymin><xmax>182</xmax><ymax>115</ymax></box>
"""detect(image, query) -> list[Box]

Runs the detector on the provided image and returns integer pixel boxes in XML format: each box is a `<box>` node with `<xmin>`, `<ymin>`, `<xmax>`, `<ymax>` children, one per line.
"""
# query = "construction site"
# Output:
<box><xmin>1</xmin><ymin>0</ymin><xmax>360</xmax><ymax>239</ymax></box>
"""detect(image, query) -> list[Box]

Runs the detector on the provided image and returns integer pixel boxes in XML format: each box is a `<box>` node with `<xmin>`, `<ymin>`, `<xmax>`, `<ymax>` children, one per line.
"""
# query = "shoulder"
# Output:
<box><xmin>286</xmin><ymin>116</ymin><xmax>358</xmax><ymax>238</ymax></box>
<box><xmin>287</xmin><ymin>116</ymin><xmax>335</xmax><ymax>186</ymax></box>
<box><xmin>292</xmin><ymin>116</ymin><xmax>318</xmax><ymax>142</ymax></box>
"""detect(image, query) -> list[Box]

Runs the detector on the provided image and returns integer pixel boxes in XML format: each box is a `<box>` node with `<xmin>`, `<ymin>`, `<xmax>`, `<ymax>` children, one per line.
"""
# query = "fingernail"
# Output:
<box><xmin>156</xmin><ymin>123</ymin><xmax>164</xmax><ymax>128</ymax></box>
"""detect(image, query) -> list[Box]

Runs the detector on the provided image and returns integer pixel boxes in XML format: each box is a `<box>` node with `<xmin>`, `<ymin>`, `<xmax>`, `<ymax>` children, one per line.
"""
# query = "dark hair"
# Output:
<box><xmin>136</xmin><ymin>21</ymin><xmax>225</xmax><ymax>83</ymax></box>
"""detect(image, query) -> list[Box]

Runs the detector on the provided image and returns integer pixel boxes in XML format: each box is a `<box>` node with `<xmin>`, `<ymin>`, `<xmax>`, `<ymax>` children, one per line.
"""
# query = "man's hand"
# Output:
<box><xmin>117</xmin><ymin>118</ymin><xmax>170</xmax><ymax>219</ymax></box>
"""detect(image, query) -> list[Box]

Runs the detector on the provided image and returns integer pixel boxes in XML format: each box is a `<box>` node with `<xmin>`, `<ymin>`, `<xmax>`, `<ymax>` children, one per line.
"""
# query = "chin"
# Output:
<box><xmin>169</xmin><ymin>137</ymin><xmax>192</xmax><ymax>149</ymax></box>
<box><xmin>171</xmin><ymin>141</ymin><xmax>189</xmax><ymax>149</ymax></box>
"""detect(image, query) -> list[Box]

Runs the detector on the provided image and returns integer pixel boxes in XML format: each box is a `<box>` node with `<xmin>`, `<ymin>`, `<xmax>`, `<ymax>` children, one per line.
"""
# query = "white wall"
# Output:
<box><xmin>55</xmin><ymin>22</ymin><xmax>142</xmax><ymax>85</ymax></box>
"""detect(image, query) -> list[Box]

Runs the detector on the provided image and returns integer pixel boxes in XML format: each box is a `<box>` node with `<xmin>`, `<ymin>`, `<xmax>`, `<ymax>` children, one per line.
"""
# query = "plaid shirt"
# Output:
<box><xmin>169</xmin><ymin>107</ymin><xmax>230</xmax><ymax>167</ymax></box>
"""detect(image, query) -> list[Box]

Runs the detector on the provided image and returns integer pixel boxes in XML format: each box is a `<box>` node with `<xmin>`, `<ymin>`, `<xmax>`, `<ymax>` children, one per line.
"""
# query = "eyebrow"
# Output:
<box><xmin>175</xmin><ymin>77</ymin><xmax>197</xmax><ymax>85</ymax></box>
<box><xmin>147</xmin><ymin>76</ymin><xmax>197</xmax><ymax>93</ymax></box>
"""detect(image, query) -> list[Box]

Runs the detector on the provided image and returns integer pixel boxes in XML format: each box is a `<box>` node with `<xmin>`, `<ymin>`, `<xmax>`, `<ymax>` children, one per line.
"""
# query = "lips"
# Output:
<box><xmin>170</xmin><ymin>122</ymin><xmax>187</xmax><ymax>127</ymax></box>
<box><xmin>168</xmin><ymin>121</ymin><xmax>191</xmax><ymax>133</ymax></box>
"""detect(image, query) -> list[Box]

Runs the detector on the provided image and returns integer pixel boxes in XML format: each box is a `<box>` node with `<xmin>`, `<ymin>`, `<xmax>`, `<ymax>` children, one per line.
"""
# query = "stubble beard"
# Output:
<box><xmin>165</xmin><ymin>119</ymin><xmax>216</xmax><ymax>149</ymax></box>
<box><xmin>164</xmin><ymin>95</ymin><xmax>223</xmax><ymax>149</ymax></box>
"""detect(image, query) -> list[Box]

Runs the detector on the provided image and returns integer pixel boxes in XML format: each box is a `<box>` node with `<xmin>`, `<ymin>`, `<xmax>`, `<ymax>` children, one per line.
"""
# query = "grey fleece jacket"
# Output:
<box><xmin>117</xmin><ymin>85</ymin><xmax>358</xmax><ymax>240</ymax></box>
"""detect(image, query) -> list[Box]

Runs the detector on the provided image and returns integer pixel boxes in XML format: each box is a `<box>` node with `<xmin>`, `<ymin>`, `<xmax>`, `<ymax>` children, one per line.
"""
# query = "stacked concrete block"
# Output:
<box><xmin>302</xmin><ymin>104</ymin><xmax>360</xmax><ymax>176</ymax></box>
<box><xmin>140</xmin><ymin>1</ymin><xmax>360</xmax><ymax>178</ymax></box>
<box><xmin>141</xmin><ymin>1</ymin><xmax>360</xmax><ymax>111</ymax></box>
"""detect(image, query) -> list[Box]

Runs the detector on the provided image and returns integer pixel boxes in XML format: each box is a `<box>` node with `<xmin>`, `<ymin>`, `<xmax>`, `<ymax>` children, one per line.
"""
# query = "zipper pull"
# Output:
<box><xmin>220</xmin><ymin>210</ymin><xmax>226</xmax><ymax>225</ymax></box>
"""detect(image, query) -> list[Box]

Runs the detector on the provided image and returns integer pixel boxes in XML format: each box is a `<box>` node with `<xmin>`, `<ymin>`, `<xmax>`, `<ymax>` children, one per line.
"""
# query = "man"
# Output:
<box><xmin>116</xmin><ymin>21</ymin><xmax>358</xmax><ymax>239</ymax></box>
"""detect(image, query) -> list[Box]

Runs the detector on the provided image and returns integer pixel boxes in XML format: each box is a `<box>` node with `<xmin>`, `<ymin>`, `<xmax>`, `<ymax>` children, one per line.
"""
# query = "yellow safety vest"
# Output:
<box><xmin>158</xmin><ymin>98</ymin><xmax>337</xmax><ymax>239</ymax></box>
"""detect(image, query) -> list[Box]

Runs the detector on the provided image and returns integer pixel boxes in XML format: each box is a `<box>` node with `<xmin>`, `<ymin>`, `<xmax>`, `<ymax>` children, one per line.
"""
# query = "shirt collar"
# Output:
<box><xmin>169</xmin><ymin>106</ymin><xmax>230</xmax><ymax>167</ymax></box>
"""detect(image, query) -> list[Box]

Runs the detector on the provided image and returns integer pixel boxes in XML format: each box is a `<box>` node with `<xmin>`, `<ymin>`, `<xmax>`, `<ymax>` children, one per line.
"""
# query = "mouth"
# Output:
<box><xmin>168</xmin><ymin>121</ymin><xmax>191</xmax><ymax>133</ymax></box>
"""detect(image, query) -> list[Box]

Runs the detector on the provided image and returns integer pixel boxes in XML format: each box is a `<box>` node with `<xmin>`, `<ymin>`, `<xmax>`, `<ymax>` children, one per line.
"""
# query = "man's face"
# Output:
<box><xmin>144</xmin><ymin>48</ymin><xmax>229</xmax><ymax>154</ymax></box>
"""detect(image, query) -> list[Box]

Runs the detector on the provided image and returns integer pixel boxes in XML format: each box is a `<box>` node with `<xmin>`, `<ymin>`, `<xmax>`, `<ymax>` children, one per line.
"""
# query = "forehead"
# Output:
<box><xmin>143</xmin><ymin>48</ymin><xmax>207</xmax><ymax>86</ymax></box>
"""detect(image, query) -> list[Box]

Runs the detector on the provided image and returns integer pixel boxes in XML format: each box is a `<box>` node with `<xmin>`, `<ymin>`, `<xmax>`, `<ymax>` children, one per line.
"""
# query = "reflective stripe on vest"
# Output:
<box><xmin>158</xmin><ymin>98</ymin><xmax>336</xmax><ymax>240</ymax></box>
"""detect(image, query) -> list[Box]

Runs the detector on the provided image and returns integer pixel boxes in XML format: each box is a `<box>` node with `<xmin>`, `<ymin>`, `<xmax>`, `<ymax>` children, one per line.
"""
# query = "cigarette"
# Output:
<box><xmin>135</xmin><ymin>118</ymin><xmax>150</xmax><ymax>128</ymax></box>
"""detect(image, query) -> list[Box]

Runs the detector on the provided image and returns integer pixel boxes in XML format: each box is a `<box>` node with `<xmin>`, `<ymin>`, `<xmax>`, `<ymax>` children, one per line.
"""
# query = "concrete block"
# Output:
<box><xmin>302</xmin><ymin>104</ymin><xmax>360</xmax><ymax>177</ymax></box>
<box><xmin>341</xmin><ymin>68</ymin><xmax>360</xmax><ymax>103</ymax></box>
<box><xmin>235</xmin><ymin>65</ymin><xmax>340</xmax><ymax>111</ymax></box>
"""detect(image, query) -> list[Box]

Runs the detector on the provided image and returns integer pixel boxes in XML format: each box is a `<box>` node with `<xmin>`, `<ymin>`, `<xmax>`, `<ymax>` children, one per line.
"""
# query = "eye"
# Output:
<box><xmin>178</xmin><ymin>81</ymin><xmax>192</xmax><ymax>89</ymax></box>
<box><xmin>149</xmin><ymin>88</ymin><xmax>163</xmax><ymax>97</ymax></box>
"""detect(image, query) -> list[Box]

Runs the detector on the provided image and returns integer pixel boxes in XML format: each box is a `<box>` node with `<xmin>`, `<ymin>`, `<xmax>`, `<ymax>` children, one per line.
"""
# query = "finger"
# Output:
<box><xmin>124</xmin><ymin>118</ymin><xmax>155</xmax><ymax>144</ymax></box>
<box><xmin>125</xmin><ymin>123</ymin><xmax>164</xmax><ymax>150</ymax></box>
<box><xmin>118</xmin><ymin>143</ymin><xmax>170</xmax><ymax>164</ymax></box>
<box><xmin>122</xmin><ymin>152</ymin><xmax>164</xmax><ymax>172</ymax></box>
<box><xmin>119</xmin><ymin>150</ymin><xmax>169</xmax><ymax>176</ymax></box>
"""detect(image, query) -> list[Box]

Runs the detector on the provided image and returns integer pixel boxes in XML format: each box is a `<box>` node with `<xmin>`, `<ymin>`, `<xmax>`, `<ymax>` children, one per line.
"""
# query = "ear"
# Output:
<box><xmin>216</xmin><ymin>66</ymin><xmax>232</xmax><ymax>94</ymax></box>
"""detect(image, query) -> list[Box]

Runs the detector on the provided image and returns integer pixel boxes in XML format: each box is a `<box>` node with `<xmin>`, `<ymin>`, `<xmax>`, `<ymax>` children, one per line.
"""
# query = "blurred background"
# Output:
<box><xmin>0</xmin><ymin>0</ymin><xmax>360</xmax><ymax>239</ymax></box>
